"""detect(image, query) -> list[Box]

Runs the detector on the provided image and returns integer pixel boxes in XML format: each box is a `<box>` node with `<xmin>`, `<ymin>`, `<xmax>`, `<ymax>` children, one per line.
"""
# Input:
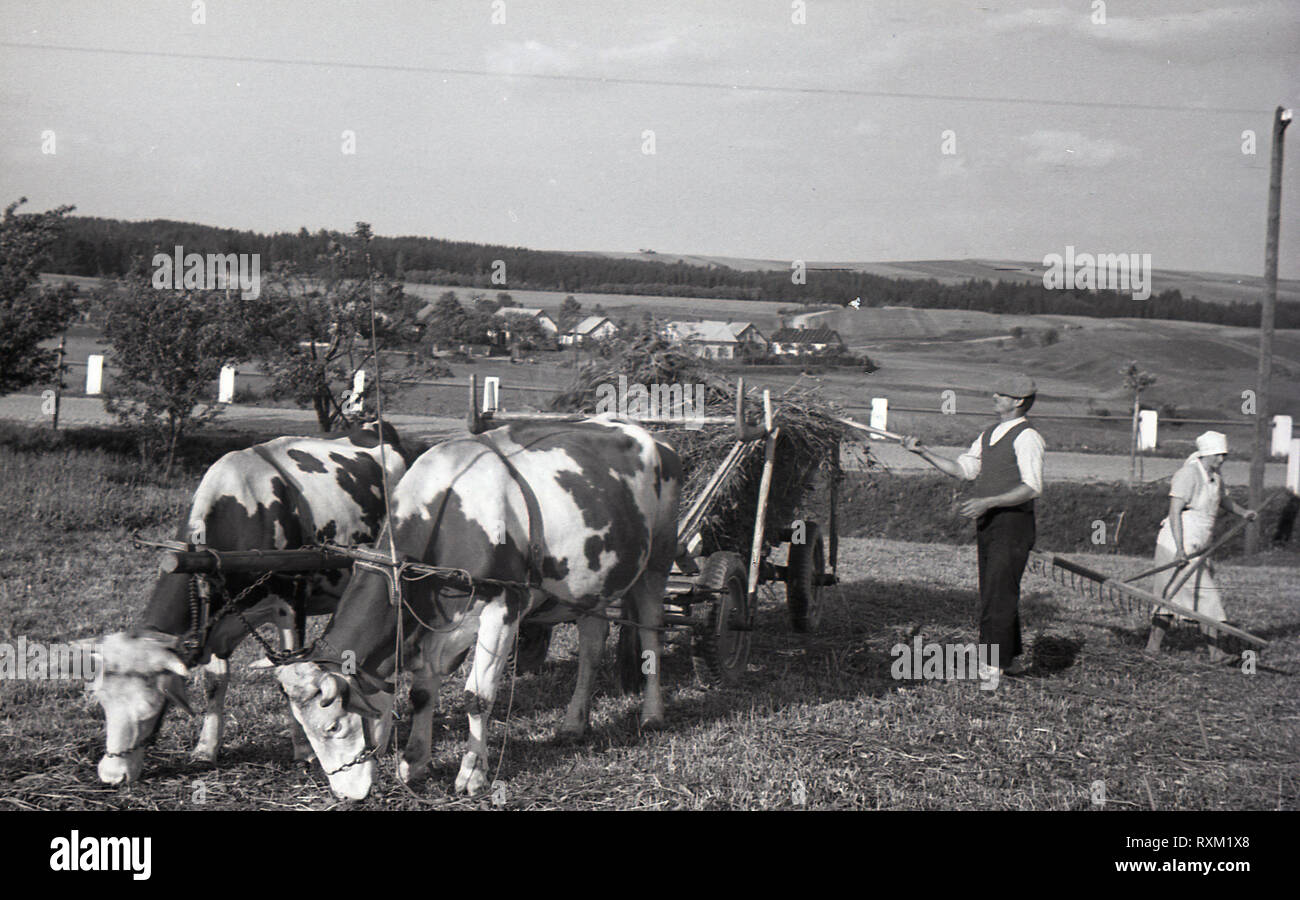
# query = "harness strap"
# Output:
<box><xmin>471</xmin><ymin>435</ymin><xmax>546</xmax><ymax>588</ymax></box>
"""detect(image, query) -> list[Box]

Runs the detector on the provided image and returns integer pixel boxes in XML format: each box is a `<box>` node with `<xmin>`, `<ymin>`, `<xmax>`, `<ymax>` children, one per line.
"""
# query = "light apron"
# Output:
<box><xmin>1151</xmin><ymin>460</ymin><xmax>1225</xmax><ymax>622</ymax></box>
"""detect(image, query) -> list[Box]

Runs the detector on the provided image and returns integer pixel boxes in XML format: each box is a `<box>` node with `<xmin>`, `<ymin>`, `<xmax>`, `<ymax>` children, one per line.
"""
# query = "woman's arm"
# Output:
<box><xmin>1168</xmin><ymin>496</ymin><xmax>1189</xmax><ymax>563</ymax></box>
<box><xmin>1221</xmin><ymin>490</ymin><xmax>1258</xmax><ymax>520</ymax></box>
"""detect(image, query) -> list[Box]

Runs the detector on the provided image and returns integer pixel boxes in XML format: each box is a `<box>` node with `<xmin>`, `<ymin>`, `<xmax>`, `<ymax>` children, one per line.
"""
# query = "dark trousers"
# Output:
<box><xmin>975</xmin><ymin>505</ymin><xmax>1035</xmax><ymax>665</ymax></box>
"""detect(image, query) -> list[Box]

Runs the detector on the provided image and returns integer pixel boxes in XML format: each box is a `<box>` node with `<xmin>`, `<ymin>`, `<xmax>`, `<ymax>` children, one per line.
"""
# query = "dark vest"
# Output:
<box><xmin>972</xmin><ymin>419</ymin><xmax>1035</xmax><ymax>511</ymax></box>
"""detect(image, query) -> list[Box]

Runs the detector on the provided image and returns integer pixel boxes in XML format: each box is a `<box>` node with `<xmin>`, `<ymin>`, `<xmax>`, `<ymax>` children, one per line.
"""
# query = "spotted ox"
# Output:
<box><xmin>87</xmin><ymin>423</ymin><xmax>407</xmax><ymax>785</ymax></box>
<box><xmin>278</xmin><ymin>418</ymin><xmax>682</xmax><ymax>800</ymax></box>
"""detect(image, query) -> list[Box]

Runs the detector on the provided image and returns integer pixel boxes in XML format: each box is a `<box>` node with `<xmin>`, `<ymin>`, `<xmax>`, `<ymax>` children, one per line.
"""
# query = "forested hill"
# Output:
<box><xmin>43</xmin><ymin>216</ymin><xmax>1300</xmax><ymax>328</ymax></box>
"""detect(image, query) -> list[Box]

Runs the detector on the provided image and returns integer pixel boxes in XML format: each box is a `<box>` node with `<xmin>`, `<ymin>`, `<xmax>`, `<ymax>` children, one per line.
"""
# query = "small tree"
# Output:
<box><xmin>102</xmin><ymin>272</ymin><xmax>257</xmax><ymax>475</ymax></box>
<box><xmin>258</xmin><ymin>223</ymin><xmax>423</xmax><ymax>432</ymax></box>
<box><xmin>558</xmin><ymin>296</ymin><xmax>583</xmax><ymax>332</ymax></box>
<box><xmin>1121</xmin><ymin>361</ymin><xmax>1157</xmax><ymax>482</ymax></box>
<box><xmin>0</xmin><ymin>198</ymin><xmax>78</xmax><ymax>396</ymax></box>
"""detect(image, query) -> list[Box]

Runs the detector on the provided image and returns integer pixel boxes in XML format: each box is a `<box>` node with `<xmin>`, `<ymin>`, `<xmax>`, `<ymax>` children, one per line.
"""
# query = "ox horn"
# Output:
<box><xmin>318</xmin><ymin>673</ymin><xmax>341</xmax><ymax>707</ymax></box>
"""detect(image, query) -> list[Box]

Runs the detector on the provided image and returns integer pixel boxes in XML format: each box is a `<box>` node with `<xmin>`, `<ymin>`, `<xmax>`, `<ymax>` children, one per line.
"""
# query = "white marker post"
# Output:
<box><xmin>1272</xmin><ymin>415</ymin><xmax>1293</xmax><ymax>458</ymax></box>
<box><xmin>1138</xmin><ymin>410</ymin><xmax>1158</xmax><ymax>451</ymax></box>
<box><xmin>869</xmin><ymin>398</ymin><xmax>888</xmax><ymax>441</ymax></box>
<box><xmin>218</xmin><ymin>366</ymin><xmax>236</xmax><ymax>404</ymax></box>
<box><xmin>1288</xmin><ymin>438</ymin><xmax>1300</xmax><ymax>494</ymax></box>
<box><xmin>482</xmin><ymin>376</ymin><xmax>500</xmax><ymax>413</ymax></box>
<box><xmin>85</xmin><ymin>355</ymin><xmax>104</xmax><ymax>395</ymax></box>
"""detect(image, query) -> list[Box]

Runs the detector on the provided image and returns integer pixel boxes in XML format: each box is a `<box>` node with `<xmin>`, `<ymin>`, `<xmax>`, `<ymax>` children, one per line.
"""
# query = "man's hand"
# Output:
<box><xmin>901</xmin><ymin>435</ymin><xmax>924</xmax><ymax>453</ymax></box>
<box><xmin>959</xmin><ymin>498</ymin><xmax>992</xmax><ymax>518</ymax></box>
<box><xmin>1241</xmin><ymin>508</ymin><xmax>1258</xmax><ymax>521</ymax></box>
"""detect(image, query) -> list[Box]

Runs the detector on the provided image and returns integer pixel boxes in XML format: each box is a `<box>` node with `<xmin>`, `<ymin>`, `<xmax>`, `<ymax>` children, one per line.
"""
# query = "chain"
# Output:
<box><xmin>204</xmin><ymin>569</ymin><xmax>286</xmax><ymax>663</ymax></box>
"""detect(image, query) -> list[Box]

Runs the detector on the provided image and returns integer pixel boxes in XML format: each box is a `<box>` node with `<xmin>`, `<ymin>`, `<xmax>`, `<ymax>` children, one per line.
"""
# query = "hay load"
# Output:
<box><xmin>551</xmin><ymin>334</ymin><xmax>859</xmax><ymax>553</ymax></box>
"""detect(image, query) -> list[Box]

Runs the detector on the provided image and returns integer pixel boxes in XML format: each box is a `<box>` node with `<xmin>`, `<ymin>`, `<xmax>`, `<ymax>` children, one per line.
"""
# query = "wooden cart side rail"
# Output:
<box><xmin>1027</xmin><ymin>550</ymin><xmax>1268</xmax><ymax>648</ymax></box>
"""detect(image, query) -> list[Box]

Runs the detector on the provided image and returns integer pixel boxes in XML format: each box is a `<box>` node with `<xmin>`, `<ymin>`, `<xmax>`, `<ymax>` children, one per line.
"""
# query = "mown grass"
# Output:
<box><xmin>0</xmin><ymin>432</ymin><xmax>1296</xmax><ymax>810</ymax></box>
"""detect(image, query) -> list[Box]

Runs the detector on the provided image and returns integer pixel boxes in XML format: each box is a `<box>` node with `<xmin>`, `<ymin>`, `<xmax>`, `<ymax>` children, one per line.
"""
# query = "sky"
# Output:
<box><xmin>2</xmin><ymin>0</ymin><xmax>1297</xmax><ymax>277</ymax></box>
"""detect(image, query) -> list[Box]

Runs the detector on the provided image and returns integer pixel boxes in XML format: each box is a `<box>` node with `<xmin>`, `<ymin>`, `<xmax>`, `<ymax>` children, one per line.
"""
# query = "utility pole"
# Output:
<box><xmin>1247</xmin><ymin>106</ymin><xmax>1292</xmax><ymax>553</ymax></box>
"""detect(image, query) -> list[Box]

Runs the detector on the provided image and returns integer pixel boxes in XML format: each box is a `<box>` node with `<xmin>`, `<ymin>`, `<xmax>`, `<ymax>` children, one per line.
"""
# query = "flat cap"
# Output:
<box><xmin>992</xmin><ymin>373</ymin><xmax>1036</xmax><ymax>398</ymax></box>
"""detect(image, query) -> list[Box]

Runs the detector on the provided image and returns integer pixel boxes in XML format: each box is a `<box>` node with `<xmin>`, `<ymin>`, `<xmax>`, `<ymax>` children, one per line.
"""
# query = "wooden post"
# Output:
<box><xmin>1248</xmin><ymin>107</ymin><xmax>1291</xmax><ymax>553</ymax></box>
<box><xmin>51</xmin><ymin>333</ymin><xmax>65</xmax><ymax>430</ymax></box>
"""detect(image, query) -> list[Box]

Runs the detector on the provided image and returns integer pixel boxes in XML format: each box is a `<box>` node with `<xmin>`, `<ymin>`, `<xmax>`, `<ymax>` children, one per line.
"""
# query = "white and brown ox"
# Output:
<box><xmin>277</xmin><ymin>418</ymin><xmax>682</xmax><ymax>800</ymax></box>
<box><xmin>87</xmin><ymin>423</ymin><xmax>407</xmax><ymax>785</ymax></box>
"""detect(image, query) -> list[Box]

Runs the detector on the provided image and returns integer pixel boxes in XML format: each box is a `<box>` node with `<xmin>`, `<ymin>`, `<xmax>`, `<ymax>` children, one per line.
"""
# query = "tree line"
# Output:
<box><xmin>42</xmin><ymin>216</ymin><xmax>1300</xmax><ymax>329</ymax></box>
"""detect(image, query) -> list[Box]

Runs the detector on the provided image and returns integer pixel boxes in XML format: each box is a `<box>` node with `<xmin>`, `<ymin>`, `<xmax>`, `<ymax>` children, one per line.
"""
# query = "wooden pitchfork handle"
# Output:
<box><xmin>1158</xmin><ymin>490</ymin><xmax>1286</xmax><ymax>600</ymax></box>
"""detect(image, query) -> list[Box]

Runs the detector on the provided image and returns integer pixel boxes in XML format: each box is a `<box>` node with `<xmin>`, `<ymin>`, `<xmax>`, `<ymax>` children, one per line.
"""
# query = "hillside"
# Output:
<box><xmin>569</xmin><ymin>252</ymin><xmax>1300</xmax><ymax>308</ymax></box>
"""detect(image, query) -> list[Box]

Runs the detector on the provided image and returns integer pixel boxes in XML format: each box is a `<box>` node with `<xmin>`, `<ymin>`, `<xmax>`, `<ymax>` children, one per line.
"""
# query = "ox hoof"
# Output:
<box><xmin>190</xmin><ymin>747</ymin><xmax>218</xmax><ymax>765</ymax></box>
<box><xmin>555</xmin><ymin>722</ymin><xmax>587</xmax><ymax>745</ymax></box>
<box><xmin>638</xmin><ymin>715</ymin><xmax>665</xmax><ymax>734</ymax></box>
<box><xmin>454</xmin><ymin>754</ymin><xmax>488</xmax><ymax>796</ymax></box>
<box><xmin>398</xmin><ymin>758</ymin><xmax>429</xmax><ymax>785</ymax></box>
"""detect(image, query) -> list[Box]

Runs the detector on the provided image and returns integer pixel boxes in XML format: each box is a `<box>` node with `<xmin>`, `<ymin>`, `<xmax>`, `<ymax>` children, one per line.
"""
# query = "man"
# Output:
<box><xmin>901</xmin><ymin>374</ymin><xmax>1045</xmax><ymax>689</ymax></box>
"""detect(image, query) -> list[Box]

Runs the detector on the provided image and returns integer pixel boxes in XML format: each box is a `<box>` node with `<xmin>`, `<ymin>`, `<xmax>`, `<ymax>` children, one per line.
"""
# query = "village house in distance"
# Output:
<box><xmin>767</xmin><ymin>326</ymin><xmax>846</xmax><ymax>356</ymax></box>
<box><xmin>496</xmin><ymin>306</ymin><xmax>558</xmax><ymax>338</ymax></box>
<box><xmin>560</xmin><ymin>315</ymin><xmax>619</xmax><ymax>346</ymax></box>
<box><xmin>663</xmin><ymin>320</ymin><xmax>768</xmax><ymax>359</ymax></box>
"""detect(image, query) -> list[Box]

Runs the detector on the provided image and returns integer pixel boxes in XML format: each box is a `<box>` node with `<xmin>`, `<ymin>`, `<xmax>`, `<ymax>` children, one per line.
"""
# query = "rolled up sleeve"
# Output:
<box><xmin>956</xmin><ymin>436</ymin><xmax>982</xmax><ymax>481</ymax></box>
<box><xmin>1013</xmin><ymin>429</ymin><xmax>1045</xmax><ymax>497</ymax></box>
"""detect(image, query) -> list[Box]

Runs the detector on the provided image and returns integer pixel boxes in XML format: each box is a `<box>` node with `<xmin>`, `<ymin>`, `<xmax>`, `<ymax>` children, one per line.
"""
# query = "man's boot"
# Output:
<box><xmin>1145</xmin><ymin>615</ymin><xmax>1173</xmax><ymax>654</ymax></box>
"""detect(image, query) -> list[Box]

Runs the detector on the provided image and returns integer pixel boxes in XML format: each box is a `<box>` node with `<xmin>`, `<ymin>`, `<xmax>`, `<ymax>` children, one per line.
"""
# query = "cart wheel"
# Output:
<box><xmin>614</xmin><ymin>623</ymin><xmax>645</xmax><ymax>695</ymax></box>
<box><xmin>510</xmin><ymin>622</ymin><xmax>553</xmax><ymax>675</ymax></box>
<box><xmin>691</xmin><ymin>551</ymin><xmax>751</xmax><ymax>687</ymax></box>
<box><xmin>785</xmin><ymin>521</ymin><xmax>825</xmax><ymax>633</ymax></box>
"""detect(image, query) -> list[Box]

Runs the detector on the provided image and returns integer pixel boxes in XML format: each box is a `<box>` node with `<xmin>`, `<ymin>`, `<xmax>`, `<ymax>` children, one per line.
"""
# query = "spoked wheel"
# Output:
<box><xmin>509</xmin><ymin>622</ymin><xmax>553</xmax><ymax>675</ymax></box>
<box><xmin>785</xmin><ymin>520</ymin><xmax>825</xmax><ymax>633</ymax></box>
<box><xmin>691</xmin><ymin>551</ymin><xmax>751</xmax><ymax>687</ymax></box>
<box><xmin>613</xmin><ymin>623</ymin><xmax>646</xmax><ymax>695</ymax></box>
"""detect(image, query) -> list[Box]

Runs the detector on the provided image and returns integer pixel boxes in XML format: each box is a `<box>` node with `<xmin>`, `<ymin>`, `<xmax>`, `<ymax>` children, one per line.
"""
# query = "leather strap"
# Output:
<box><xmin>472</xmin><ymin>435</ymin><xmax>545</xmax><ymax>587</ymax></box>
<box><xmin>252</xmin><ymin>443</ymin><xmax>317</xmax><ymax>545</ymax></box>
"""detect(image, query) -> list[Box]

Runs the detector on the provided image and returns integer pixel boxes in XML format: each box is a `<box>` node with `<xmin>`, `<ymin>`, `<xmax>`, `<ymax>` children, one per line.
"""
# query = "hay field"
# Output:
<box><xmin>1</xmin><ymin>431</ymin><xmax>1296</xmax><ymax>811</ymax></box>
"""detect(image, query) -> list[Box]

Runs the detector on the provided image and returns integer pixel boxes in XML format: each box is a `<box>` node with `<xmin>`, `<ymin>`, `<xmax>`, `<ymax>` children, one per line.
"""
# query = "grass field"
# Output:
<box><xmin>1</xmin><ymin>430</ymin><xmax>1296</xmax><ymax>811</ymax></box>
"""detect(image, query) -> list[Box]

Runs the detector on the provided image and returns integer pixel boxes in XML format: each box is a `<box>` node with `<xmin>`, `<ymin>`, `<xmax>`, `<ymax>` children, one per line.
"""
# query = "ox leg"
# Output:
<box><xmin>192</xmin><ymin>656</ymin><xmax>229</xmax><ymax>763</ymax></box>
<box><xmin>399</xmin><ymin>641</ymin><xmax>441</xmax><ymax>784</ymax></box>
<box><xmin>276</xmin><ymin>618</ymin><xmax>316</xmax><ymax>764</ymax></box>
<box><xmin>559</xmin><ymin>613</ymin><xmax>610</xmax><ymax>741</ymax></box>
<box><xmin>455</xmin><ymin>600</ymin><xmax>516</xmax><ymax>796</ymax></box>
<box><xmin>630</xmin><ymin>571</ymin><xmax>667</xmax><ymax>730</ymax></box>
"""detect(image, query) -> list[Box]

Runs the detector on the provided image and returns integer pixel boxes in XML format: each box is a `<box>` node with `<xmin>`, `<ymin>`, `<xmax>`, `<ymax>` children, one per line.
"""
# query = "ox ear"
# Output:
<box><xmin>159</xmin><ymin>673</ymin><xmax>195</xmax><ymax>716</ymax></box>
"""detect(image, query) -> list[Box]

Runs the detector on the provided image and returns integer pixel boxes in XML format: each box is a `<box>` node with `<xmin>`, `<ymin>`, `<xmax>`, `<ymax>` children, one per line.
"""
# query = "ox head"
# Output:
<box><xmin>84</xmin><ymin>631</ymin><xmax>194</xmax><ymax>785</ymax></box>
<box><xmin>277</xmin><ymin>661</ymin><xmax>385</xmax><ymax>800</ymax></box>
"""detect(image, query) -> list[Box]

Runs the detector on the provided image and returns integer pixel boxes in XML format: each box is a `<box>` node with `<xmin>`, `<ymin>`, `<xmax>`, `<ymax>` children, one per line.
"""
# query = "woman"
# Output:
<box><xmin>1145</xmin><ymin>431</ymin><xmax>1257</xmax><ymax>659</ymax></box>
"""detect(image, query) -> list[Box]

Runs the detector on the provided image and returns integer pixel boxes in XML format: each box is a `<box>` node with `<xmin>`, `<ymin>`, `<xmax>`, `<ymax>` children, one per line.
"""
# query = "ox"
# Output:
<box><xmin>278</xmin><ymin>418</ymin><xmax>682</xmax><ymax>799</ymax></box>
<box><xmin>87</xmin><ymin>423</ymin><xmax>407</xmax><ymax>785</ymax></box>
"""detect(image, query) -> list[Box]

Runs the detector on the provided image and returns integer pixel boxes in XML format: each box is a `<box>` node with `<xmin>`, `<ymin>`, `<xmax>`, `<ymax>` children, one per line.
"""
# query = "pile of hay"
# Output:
<box><xmin>551</xmin><ymin>334</ymin><xmax>860</xmax><ymax>553</ymax></box>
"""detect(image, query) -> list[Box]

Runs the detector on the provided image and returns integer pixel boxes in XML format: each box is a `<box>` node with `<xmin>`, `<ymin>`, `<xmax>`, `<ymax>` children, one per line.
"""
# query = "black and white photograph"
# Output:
<box><xmin>0</xmin><ymin>0</ymin><xmax>1296</xmax><ymax>875</ymax></box>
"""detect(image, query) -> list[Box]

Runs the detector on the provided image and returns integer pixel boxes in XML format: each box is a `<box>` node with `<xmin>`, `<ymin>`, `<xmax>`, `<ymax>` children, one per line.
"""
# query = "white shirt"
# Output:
<box><xmin>956</xmin><ymin>417</ymin><xmax>1045</xmax><ymax>497</ymax></box>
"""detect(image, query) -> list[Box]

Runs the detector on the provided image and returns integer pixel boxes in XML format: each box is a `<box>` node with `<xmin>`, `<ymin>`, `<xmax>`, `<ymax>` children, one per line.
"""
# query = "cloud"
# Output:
<box><xmin>484</xmin><ymin>33</ymin><xmax>697</xmax><ymax>78</ymax></box>
<box><xmin>484</xmin><ymin>40</ymin><xmax>581</xmax><ymax>77</ymax></box>
<box><xmin>1020</xmin><ymin>130</ymin><xmax>1133</xmax><ymax>168</ymax></box>
<box><xmin>984</xmin><ymin>2</ymin><xmax>1295</xmax><ymax>53</ymax></box>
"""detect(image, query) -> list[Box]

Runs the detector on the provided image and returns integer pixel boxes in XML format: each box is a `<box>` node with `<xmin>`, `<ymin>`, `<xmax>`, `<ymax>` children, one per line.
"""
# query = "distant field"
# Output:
<box><xmin>563</xmin><ymin>255</ymin><xmax>1300</xmax><ymax>308</ymax></box>
<box><xmin>401</xmin><ymin>282</ymin><xmax>794</xmax><ymax>332</ymax></box>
